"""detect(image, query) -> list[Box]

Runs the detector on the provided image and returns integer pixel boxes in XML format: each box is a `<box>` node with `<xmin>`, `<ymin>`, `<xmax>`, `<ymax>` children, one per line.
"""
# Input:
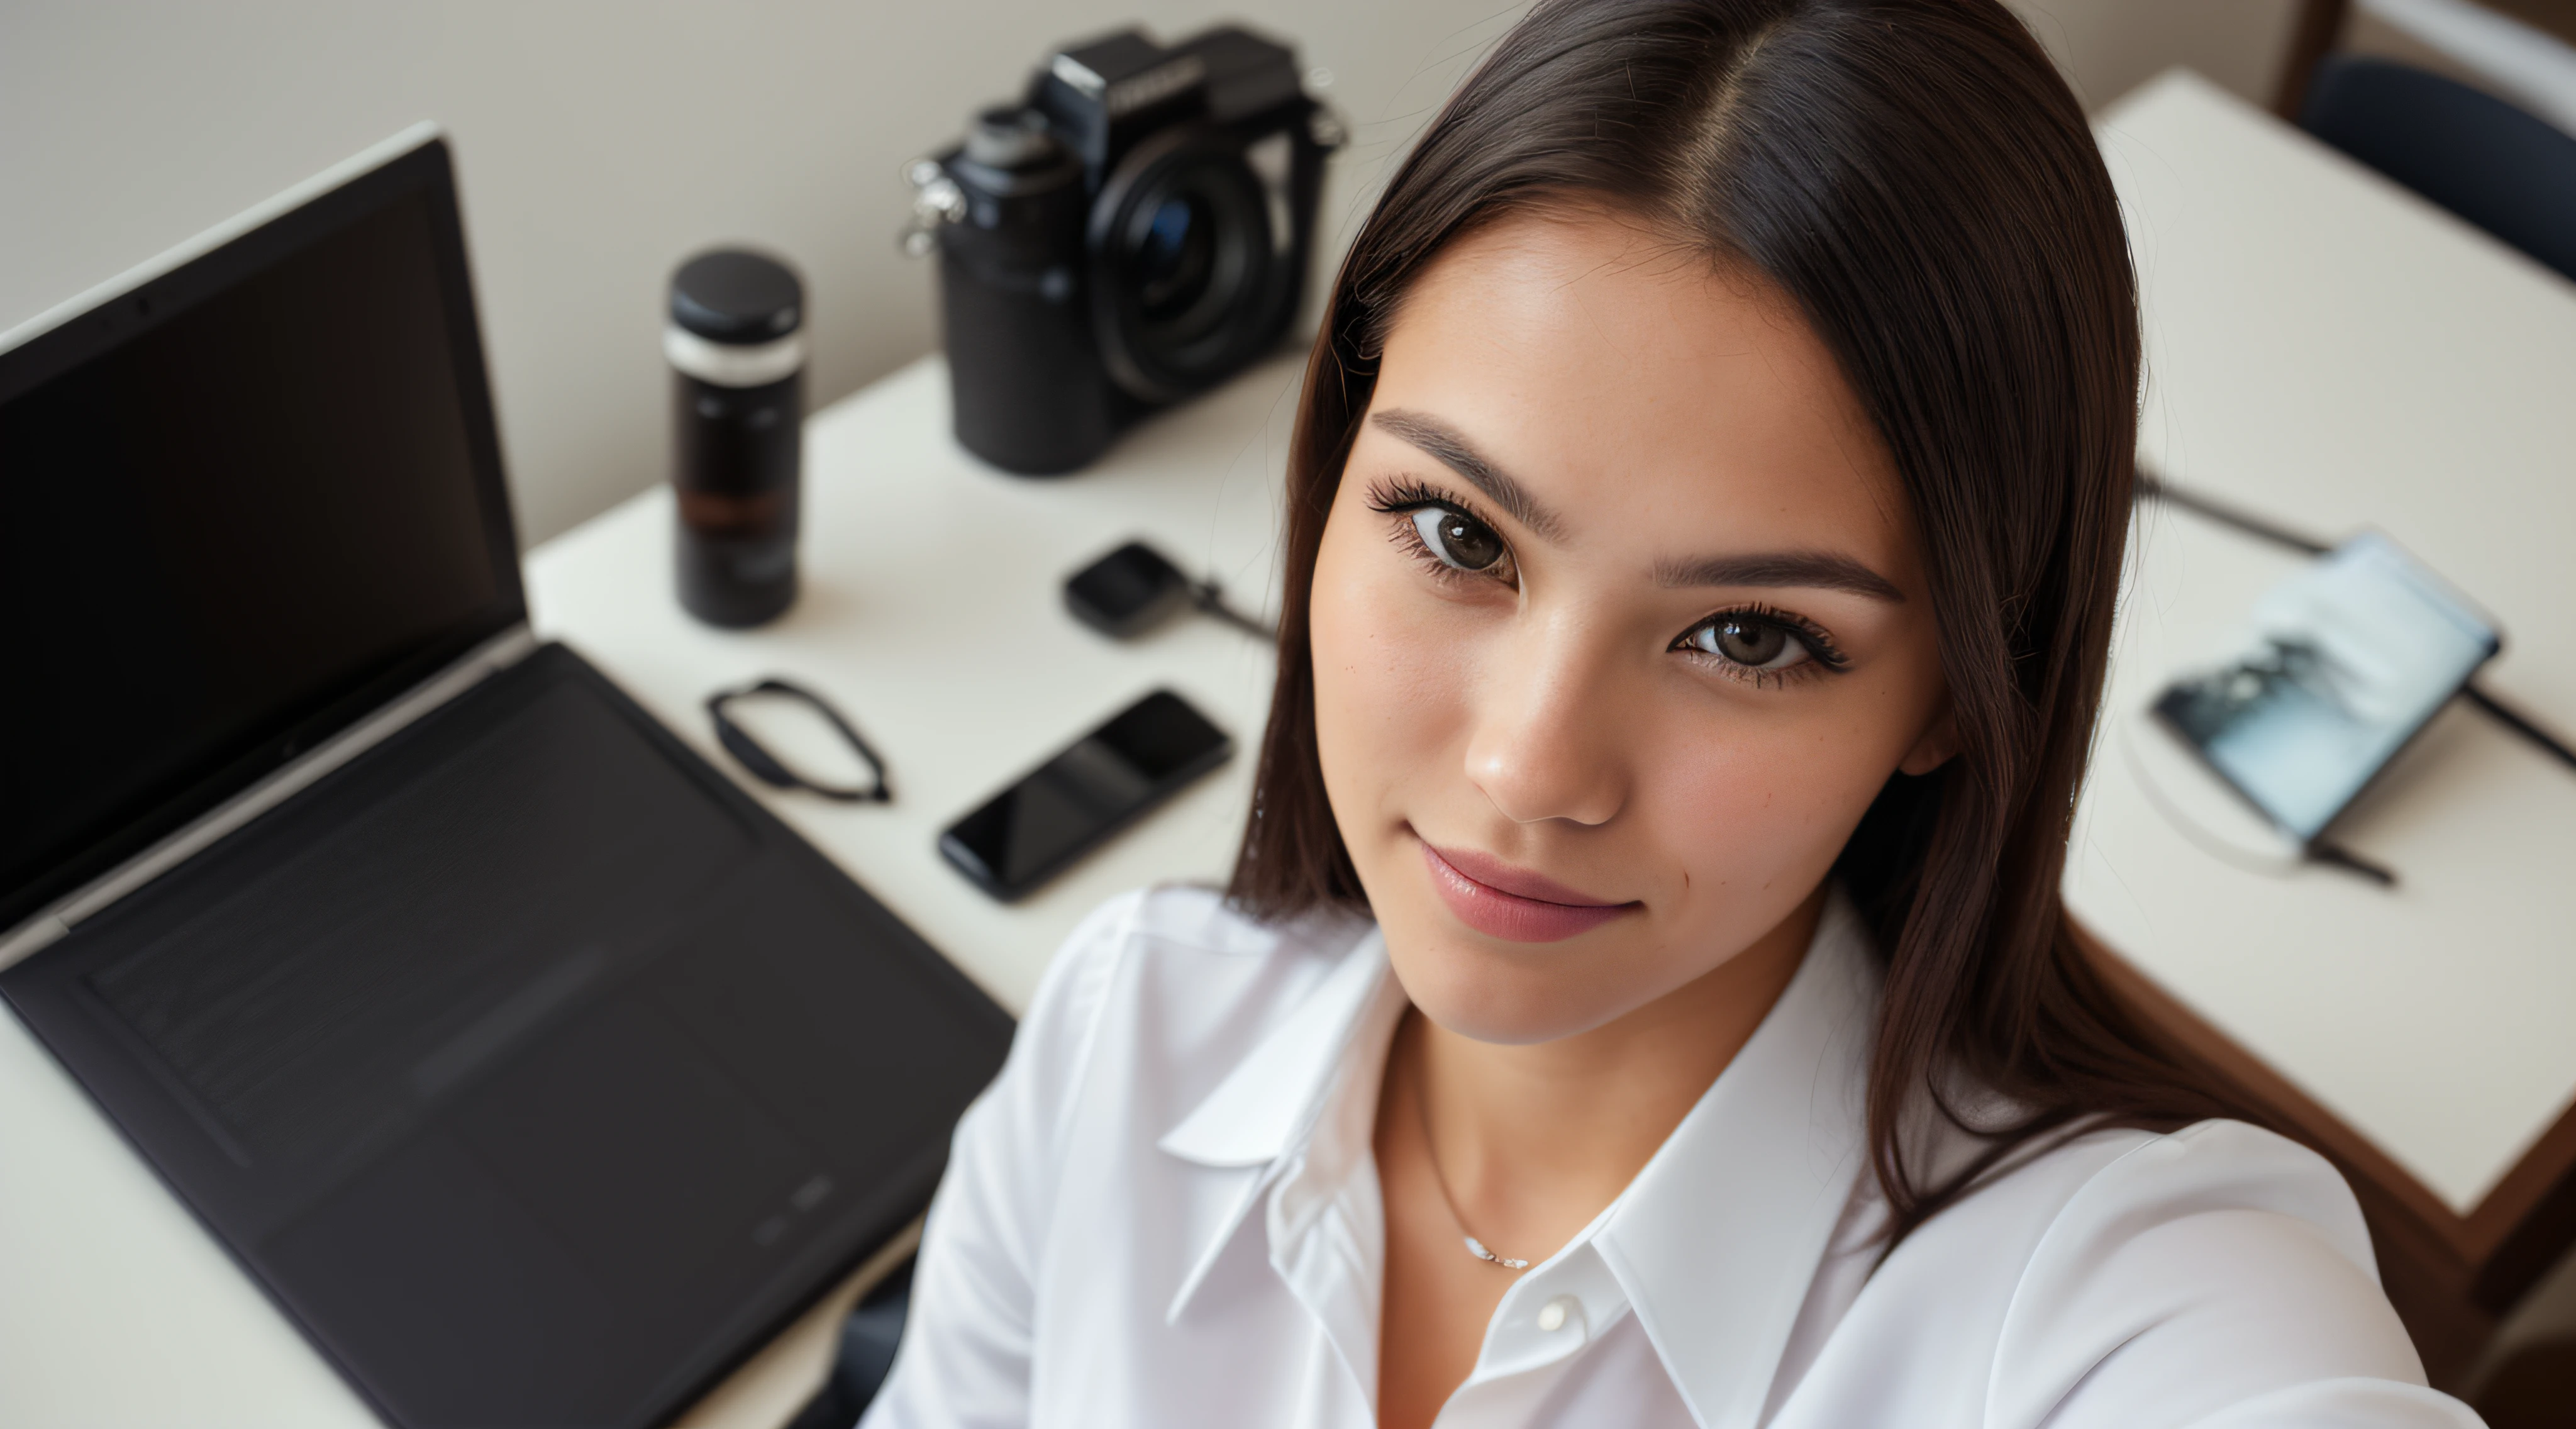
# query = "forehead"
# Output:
<box><xmin>1370</xmin><ymin>208</ymin><xmax>1907</xmax><ymax>555</ymax></box>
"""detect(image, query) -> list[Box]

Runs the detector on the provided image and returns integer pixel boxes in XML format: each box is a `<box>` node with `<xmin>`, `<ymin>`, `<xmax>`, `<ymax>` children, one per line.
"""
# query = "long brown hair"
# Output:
<box><xmin>1226</xmin><ymin>0</ymin><xmax>2242</xmax><ymax>1244</ymax></box>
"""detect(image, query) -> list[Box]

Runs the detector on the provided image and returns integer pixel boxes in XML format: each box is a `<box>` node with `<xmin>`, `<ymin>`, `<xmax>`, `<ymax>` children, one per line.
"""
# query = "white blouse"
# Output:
<box><xmin>862</xmin><ymin>884</ymin><xmax>2479</xmax><ymax>1428</ymax></box>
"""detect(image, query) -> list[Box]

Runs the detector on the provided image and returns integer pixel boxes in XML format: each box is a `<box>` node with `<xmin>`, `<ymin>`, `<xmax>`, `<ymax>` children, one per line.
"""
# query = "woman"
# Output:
<box><xmin>867</xmin><ymin>1</ymin><xmax>2477</xmax><ymax>1425</ymax></box>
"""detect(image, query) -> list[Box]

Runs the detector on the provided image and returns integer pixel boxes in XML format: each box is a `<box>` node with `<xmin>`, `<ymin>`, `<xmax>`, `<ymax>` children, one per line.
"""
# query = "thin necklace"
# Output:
<box><xmin>1409</xmin><ymin>1043</ymin><xmax>1532</xmax><ymax>1271</ymax></box>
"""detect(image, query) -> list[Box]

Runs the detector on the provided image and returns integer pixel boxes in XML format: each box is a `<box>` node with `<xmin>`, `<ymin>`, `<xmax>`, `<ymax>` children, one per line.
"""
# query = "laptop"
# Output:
<box><xmin>0</xmin><ymin>127</ymin><xmax>1012</xmax><ymax>1429</ymax></box>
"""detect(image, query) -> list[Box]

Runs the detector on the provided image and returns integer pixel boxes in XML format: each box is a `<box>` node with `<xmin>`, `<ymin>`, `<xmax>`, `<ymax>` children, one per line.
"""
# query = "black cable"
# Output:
<box><xmin>2135</xmin><ymin>469</ymin><xmax>2576</xmax><ymax>774</ymax></box>
<box><xmin>2307</xmin><ymin>840</ymin><xmax>2399</xmax><ymax>887</ymax></box>
<box><xmin>1191</xmin><ymin>579</ymin><xmax>1278</xmax><ymax>642</ymax></box>
<box><xmin>2134</xmin><ymin>470</ymin><xmax>2328</xmax><ymax>555</ymax></box>
<box><xmin>2464</xmin><ymin>685</ymin><xmax>2576</xmax><ymax>774</ymax></box>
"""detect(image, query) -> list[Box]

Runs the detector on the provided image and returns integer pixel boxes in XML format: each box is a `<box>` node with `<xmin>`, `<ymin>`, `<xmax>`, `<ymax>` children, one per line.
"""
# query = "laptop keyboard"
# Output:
<box><xmin>86</xmin><ymin>678</ymin><xmax>752</xmax><ymax>1173</ymax></box>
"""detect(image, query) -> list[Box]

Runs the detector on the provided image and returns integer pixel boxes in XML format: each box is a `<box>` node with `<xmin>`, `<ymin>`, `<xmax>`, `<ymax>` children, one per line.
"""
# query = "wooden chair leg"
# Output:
<box><xmin>2276</xmin><ymin>0</ymin><xmax>2354</xmax><ymax>119</ymax></box>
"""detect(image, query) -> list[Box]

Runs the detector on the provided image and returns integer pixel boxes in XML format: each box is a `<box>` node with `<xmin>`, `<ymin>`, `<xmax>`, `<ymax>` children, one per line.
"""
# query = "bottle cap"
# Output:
<box><xmin>669</xmin><ymin>250</ymin><xmax>803</xmax><ymax>345</ymax></box>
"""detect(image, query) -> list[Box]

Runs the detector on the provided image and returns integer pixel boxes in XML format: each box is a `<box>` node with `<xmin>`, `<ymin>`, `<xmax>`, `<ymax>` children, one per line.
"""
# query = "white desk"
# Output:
<box><xmin>2071</xmin><ymin>68</ymin><xmax>2576</xmax><ymax>1332</ymax></box>
<box><xmin>0</xmin><ymin>352</ymin><xmax>1305</xmax><ymax>1428</ymax></box>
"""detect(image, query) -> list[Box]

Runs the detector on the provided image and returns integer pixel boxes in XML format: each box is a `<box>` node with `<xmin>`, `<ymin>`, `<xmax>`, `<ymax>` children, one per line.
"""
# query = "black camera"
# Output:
<box><xmin>908</xmin><ymin>26</ymin><xmax>1340</xmax><ymax>475</ymax></box>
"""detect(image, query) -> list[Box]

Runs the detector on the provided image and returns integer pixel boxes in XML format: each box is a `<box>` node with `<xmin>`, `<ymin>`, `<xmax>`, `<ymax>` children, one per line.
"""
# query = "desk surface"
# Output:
<box><xmin>2070</xmin><ymin>70</ymin><xmax>2576</xmax><ymax>1220</ymax></box>
<box><xmin>6</xmin><ymin>65</ymin><xmax>2572</xmax><ymax>1429</ymax></box>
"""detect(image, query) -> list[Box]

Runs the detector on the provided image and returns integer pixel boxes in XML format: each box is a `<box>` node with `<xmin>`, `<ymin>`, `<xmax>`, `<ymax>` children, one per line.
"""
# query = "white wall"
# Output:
<box><xmin>1</xmin><ymin>0</ymin><xmax>2297</xmax><ymax>547</ymax></box>
<box><xmin>2014</xmin><ymin>0</ymin><xmax>2301</xmax><ymax>111</ymax></box>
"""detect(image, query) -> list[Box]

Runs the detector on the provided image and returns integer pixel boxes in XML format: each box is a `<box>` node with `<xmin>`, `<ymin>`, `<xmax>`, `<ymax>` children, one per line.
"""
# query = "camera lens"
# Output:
<box><xmin>1116</xmin><ymin>168</ymin><xmax>1246</xmax><ymax>345</ymax></box>
<box><xmin>1091</xmin><ymin>131</ymin><xmax>1283</xmax><ymax>402</ymax></box>
<box><xmin>1136</xmin><ymin>195</ymin><xmax>1215</xmax><ymax>318</ymax></box>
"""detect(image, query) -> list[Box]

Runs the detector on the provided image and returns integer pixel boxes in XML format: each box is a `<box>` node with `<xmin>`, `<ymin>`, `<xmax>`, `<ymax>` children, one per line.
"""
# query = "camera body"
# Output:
<box><xmin>913</xmin><ymin>26</ymin><xmax>1338</xmax><ymax>475</ymax></box>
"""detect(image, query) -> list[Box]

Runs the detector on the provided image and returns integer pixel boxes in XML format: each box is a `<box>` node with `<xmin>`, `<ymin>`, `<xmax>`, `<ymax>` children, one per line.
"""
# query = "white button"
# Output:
<box><xmin>1537</xmin><ymin>1295</ymin><xmax>1578</xmax><ymax>1332</ymax></box>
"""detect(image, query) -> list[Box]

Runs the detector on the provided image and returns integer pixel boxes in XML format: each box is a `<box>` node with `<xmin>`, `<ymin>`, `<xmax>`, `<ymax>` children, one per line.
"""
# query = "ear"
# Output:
<box><xmin>1897</xmin><ymin>703</ymin><xmax>1959</xmax><ymax>777</ymax></box>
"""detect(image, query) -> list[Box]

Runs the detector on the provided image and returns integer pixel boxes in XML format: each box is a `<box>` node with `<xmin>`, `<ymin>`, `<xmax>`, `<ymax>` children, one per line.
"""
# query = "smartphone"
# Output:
<box><xmin>2153</xmin><ymin>531</ymin><xmax>2497</xmax><ymax>845</ymax></box>
<box><xmin>938</xmin><ymin>689</ymin><xmax>1233</xmax><ymax>901</ymax></box>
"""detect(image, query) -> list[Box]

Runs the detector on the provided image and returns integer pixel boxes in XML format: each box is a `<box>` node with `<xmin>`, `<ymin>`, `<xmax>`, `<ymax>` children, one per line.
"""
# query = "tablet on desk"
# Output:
<box><xmin>2153</xmin><ymin>531</ymin><xmax>2499</xmax><ymax>847</ymax></box>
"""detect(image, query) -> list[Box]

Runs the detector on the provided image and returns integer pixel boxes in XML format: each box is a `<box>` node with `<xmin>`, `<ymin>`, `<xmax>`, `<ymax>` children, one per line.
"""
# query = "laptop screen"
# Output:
<box><xmin>0</xmin><ymin>136</ymin><xmax>523</xmax><ymax>931</ymax></box>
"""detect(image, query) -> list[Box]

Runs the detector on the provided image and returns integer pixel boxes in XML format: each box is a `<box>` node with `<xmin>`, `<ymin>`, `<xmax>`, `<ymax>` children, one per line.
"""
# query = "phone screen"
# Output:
<box><xmin>939</xmin><ymin>689</ymin><xmax>1232</xmax><ymax>900</ymax></box>
<box><xmin>2153</xmin><ymin>531</ymin><xmax>2496</xmax><ymax>843</ymax></box>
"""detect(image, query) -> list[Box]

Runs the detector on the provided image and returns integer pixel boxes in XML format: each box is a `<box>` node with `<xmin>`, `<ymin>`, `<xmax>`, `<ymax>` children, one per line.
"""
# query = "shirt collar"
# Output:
<box><xmin>1158</xmin><ymin>928</ymin><xmax>1403</xmax><ymax>1326</ymax></box>
<box><xmin>1155</xmin><ymin>892</ymin><xmax>1884</xmax><ymax>1429</ymax></box>
<box><xmin>1592</xmin><ymin>888</ymin><xmax>1882</xmax><ymax>1428</ymax></box>
<box><xmin>1158</xmin><ymin>925</ymin><xmax>1397</xmax><ymax>1169</ymax></box>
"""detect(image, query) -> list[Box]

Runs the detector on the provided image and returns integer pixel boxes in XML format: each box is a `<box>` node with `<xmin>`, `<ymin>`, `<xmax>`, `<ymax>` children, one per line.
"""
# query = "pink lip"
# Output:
<box><xmin>1418</xmin><ymin>839</ymin><xmax>1637</xmax><ymax>943</ymax></box>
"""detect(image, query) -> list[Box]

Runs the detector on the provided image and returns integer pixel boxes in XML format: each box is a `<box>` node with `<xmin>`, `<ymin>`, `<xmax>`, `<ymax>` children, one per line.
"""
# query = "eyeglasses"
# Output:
<box><xmin>705</xmin><ymin>677</ymin><xmax>892</xmax><ymax>803</ymax></box>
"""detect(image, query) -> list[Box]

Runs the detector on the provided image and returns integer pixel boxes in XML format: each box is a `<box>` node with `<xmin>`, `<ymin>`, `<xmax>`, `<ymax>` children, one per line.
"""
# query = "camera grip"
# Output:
<box><xmin>940</xmin><ymin>248</ymin><xmax>1124</xmax><ymax>475</ymax></box>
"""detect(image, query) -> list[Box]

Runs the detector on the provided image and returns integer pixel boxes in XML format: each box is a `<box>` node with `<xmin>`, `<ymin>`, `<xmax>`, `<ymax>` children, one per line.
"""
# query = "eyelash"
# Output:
<box><xmin>1672</xmin><ymin>604</ymin><xmax>1851</xmax><ymax>687</ymax></box>
<box><xmin>1362</xmin><ymin>476</ymin><xmax>1852</xmax><ymax>689</ymax></box>
<box><xmin>1365</xmin><ymin>477</ymin><xmax>1508</xmax><ymax>586</ymax></box>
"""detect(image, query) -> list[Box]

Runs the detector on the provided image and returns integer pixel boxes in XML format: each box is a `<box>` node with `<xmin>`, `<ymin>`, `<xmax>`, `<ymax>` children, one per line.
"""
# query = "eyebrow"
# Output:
<box><xmin>1654</xmin><ymin>551</ymin><xmax>1906</xmax><ymax>602</ymax></box>
<box><xmin>1369</xmin><ymin>409</ymin><xmax>1565</xmax><ymax>540</ymax></box>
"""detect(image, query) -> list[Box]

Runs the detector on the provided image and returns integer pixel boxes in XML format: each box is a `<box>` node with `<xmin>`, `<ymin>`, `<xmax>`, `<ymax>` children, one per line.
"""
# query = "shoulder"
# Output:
<box><xmin>2018</xmin><ymin>1118</ymin><xmax>2378</xmax><ymax>1274</ymax></box>
<box><xmin>1799</xmin><ymin>1120</ymin><xmax>2458</xmax><ymax>1425</ymax></box>
<box><xmin>1011</xmin><ymin>884</ymin><xmax>1375</xmax><ymax>1129</ymax></box>
<box><xmin>1889</xmin><ymin>1119</ymin><xmax>2443</xmax><ymax>1426</ymax></box>
<box><xmin>1980</xmin><ymin>1118</ymin><xmax>2391</xmax><ymax>1333</ymax></box>
<box><xmin>1901</xmin><ymin>1117</ymin><xmax>2374</xmax><ymax>1266</ymax></box>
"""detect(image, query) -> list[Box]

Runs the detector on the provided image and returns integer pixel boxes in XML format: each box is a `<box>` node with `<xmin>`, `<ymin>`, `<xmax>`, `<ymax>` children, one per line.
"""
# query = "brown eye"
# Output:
<box><xmin>1687</xmin><ymin>615</ymin><xmax>1808</xmax><ymax>670</ymax></box>
<box><xmin>1409</xmin><ymin>506</ymin><xmax>1506</xmax><ymax>572</ymax></box>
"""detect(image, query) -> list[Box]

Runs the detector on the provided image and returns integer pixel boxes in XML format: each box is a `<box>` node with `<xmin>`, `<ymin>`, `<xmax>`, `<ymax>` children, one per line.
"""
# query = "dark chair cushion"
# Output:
<box><xmin>2302</xmin><ymin>55</ymin><xmax>2576</xmax><ymax>283</ymax></box>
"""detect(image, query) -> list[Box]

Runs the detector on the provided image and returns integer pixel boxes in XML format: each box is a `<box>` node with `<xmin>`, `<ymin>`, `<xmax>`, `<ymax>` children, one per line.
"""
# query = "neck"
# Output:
<box><xmin>1401</xmin><ymin>884</ymin><xmax>1826</xmax><ymax>1254</ymax></box>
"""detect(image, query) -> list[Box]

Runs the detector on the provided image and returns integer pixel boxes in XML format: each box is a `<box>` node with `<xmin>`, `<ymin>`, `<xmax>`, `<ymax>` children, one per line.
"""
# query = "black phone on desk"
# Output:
<box><xmin>939</xmin><ymin>689</ymin><xmax>1232</xmax><ymax>901</ymax></box>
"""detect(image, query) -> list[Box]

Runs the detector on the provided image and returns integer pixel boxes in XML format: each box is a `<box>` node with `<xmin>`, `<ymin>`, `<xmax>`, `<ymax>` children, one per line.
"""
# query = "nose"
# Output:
<box><xmin>1460</xmin><ymin>613</ymin><xmax>1632</xmax><ymax>827</ymax></box>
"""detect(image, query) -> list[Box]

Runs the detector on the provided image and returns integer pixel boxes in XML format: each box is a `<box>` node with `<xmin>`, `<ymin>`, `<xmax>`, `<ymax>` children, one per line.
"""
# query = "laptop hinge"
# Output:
<box><xmin>0</xmin><ymin>622</ymin><xmax>540</xmax><ymax>973</ymax></box>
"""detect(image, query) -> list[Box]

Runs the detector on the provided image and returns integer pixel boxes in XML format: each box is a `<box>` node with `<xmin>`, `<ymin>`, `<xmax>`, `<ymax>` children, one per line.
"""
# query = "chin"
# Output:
<box><xmin>1380</xmin><ymin>913</ymin><xmax>1643</xmax><ymax>1045</ymax></box>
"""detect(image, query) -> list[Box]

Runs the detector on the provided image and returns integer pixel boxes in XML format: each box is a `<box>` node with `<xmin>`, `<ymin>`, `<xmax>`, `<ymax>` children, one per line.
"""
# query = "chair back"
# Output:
<box><xmin>2302</xmin><ymin>55</ymin><xmax>2576</xmax><ymax>283</ymax></box>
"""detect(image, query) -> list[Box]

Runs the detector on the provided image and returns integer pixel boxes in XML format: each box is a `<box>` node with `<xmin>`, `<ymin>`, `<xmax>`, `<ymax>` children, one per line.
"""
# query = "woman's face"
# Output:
<box><xmin>1311</xmin><ymin>208</ymin><xmax>1953</xmax><ymax>1045</ymax></box>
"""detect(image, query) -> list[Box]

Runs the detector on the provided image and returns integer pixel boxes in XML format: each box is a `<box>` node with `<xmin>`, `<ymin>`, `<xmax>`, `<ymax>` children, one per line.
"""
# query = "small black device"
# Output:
<box><xmin>1063</xmin><ymin>538</ymin><xmax>1275</xmax><ymax>640</ymax></box>
<box><xmin>669</xmin><ymin>248</ymin><xmax>804</xmax><ymax>626</ymax></box>
<box><xmin>939</xmin><ymin>689</ymin><xmax>1232</xmax><ymax>900</ymax></box>
<box><xmin>0</xmin><ymin>133</ymin><xmax>1010</xmax><ymax>1429</ymax></box>
<box><xmin>1066</xmin><ymin>539</ymin><xmax>1196</xmax><ymax>636</ymax></box>
<box><xmin>907</xmin><ymin>25</ymin><xmax>1340</xmax><ymax>475</ymax></box>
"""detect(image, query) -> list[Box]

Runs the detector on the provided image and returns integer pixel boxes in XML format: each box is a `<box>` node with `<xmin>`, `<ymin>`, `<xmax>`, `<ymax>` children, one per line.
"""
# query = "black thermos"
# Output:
<box><xmin>668</xmin><ymin>249</ymin><xmax>804</xmax><ymax>627</ymax></box>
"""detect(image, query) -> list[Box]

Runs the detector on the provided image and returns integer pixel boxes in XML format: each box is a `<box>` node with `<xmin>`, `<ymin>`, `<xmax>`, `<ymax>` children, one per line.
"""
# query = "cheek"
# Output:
<box><xmin>1308</xmin><ymin>513</ymin><xmax>1471</xmax><ymax>837</ymax></box>
<box><xmin>1641</xmin><ymin>676</ymin><xmax>1930</xmax><ymax>905</ymax></box>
